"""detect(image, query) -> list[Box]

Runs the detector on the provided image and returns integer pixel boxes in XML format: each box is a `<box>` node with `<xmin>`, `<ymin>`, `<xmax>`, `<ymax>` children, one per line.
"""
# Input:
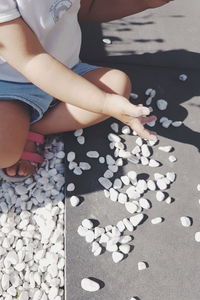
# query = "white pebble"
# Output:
<box><xmin>130</xmin><ymin>93</ymin><xmax>139</xmax><ymax>100</ymax></box>
<box><xmin>195</xmin><ymin>232</ymin><xmax>200</xmax><ymax>242</ymax></box>
<box><xmin>86</xmin><ymin>151</ymin><xmax>99</xmax><ymax>158</ymax></box>
<box><xmin>147</xmin><ymin>120</ymin><xmax>156</xmax><ymax>127</ymax></box>
<box><xmin>92</xmin><ymin>241</ymin><xmax>100</xmax><ymax>253</ymax></box>
<box><xmin>116</xmin><ymin>221</ymin><xmax>126</xmax><ymax>232</ymax></box>
<box><xmin>94</xmin><ymin>227</ymin><xmax>105</xmax><ymax>239</ymax></box>
<box><xmin>15</xmin><ymin>185</ymin><xmax>28</xmax><ymax>196</ymax></box>
<box><xmin>118</xmin><ymin>193</ymin><xmax>128</xmax><ymax>204</ymax></box>
<box><xmin>82</xmin><ymin>219</ymin><xmax>94</xmax><ymax>229</ymax></box>
<box><xmin>110</xmin><ymin>122</ymin><xmax>119</xmax><ymax>133</ymax></box>
<box><xmin>165</xmin><ymin>196</ymin><xmax>173</xmax><ymax>204</ymax></box>
<box><xmin>158</xmin><ymin>146</ymin><xmax>173</xmax><ymax>152</ymax></box>
<box><xmin>79</xmin><ymin>162</ymin><xmax>91</xmax><ymax>170</ymax></box>
<box><xmin>56</xmin><ymin>151</ymin><xmax>65</xmax><ymax>159</ymax></box>
<box><xmin>141</xmin><ymin>144</ymin><xmax>151</xmax><ymax>157</ymax></box>
<box><xmin>138</xmin><ymin>261</ymin><xmax>148</xmax><ymax>271</ymax></box>
<box><xmin>109</xmin><ymin>188</ymin><xmax>119</xmax><ymax>202</ymax></box>
<box><xmin>169</xmin><ymin>155</ymin><xmax>177</xmax><ymax>162</ymax></box>
<box><xmin>74</xmin><ymin>128</ymin><xmax>83</xmax><ymax>137</ymax></box>
<box><xmin>104</xmin><ymin>189</ymin><xmax>110</xmax><ymax>198</ymax></box>
<box><xmin>118</xmin><ymin>150</ymin><xmax>131</xmax><ymax>158</ymax></box>
<box><xmin>123</xmin><ymin>218</ymin><xmax>134</xmax><ymax>231</ymax></box>
<box><xmin>139</xmin><ymin>198</ymin><xmax>151</xmax><ymax>209</ymax></box>
<box><xmin>98</xmin><ymin>177</ymin><xmax>112</xmax><ymax>189</ymax></box>
<box><xmin>180</xmin><ymin>216</ymin><xmax>192</xmax><ymax>227</ymax></box>
<box><xmin>156</xmin><ymin>99</ymin><xmax>168</xmax><ymax>111</ymax></box>
<box><xmin>108</xmin><ymin>133</ymin><xmax>121</xmax><ymax>143</ymax></box>
<box><xmin>197</xmin><ymin>184</ymin><xmax>200</xmax><ymax>192</ymax></box>
<box><xmin>77</xmin><ymin>136</ymin><xmax>85</xmax><ymax>145</ymax></box>
<box><xmin>18</xmin><ymin>291</ymin><xmax>29</xmax><ymax>300</ymax></box>
<box><xmin>104</xmin><ymin>170</ymin><xmax>113</xmax><ymax>179</ymax></box>
<box><xmin>136</xmin><ymin>137</ymin><xmax>143</xmax><ymax>146</ymax></box>
<box><xmin>126</xmin><ymin>187</ymin><xmax>140</xmax><ymax>200</ymax></box>
<box><xmin>172</xmin><ymin>121</ymin><xmax>183</xmax><ymax>127</ymax></box>
<box><xmin>156</xmin><ymin>178</ymin><xmax>168</xmax><ymax>190</ymax></box>
<box><xmin>70</xmin><ymin>196</ymin><xmax>80</xmax><ymax>207</ymax></box>
<box><xmin>119</xmin><ymin>244</ymin><xmax>131</xmax><ymax>254</ymax></box>
<box><xmin>81</xmin><ymin>278</ymin><xmax>100</xmax><ymax>292</ymax></box>
<box><xmin>127</xmin><ymin>155</ymin><xmax>140</xmax><ymax>165</ymax></box>
<box><xmin>94</xmin><ymin>246</ymin><xmax>102</xmax><ymax>256</ymax></box>
<box><xmin>99</xmin><ymin>234</ymin><xmax>109</xmax><ymax>244</ymax></box>
<box><xmin>73</xmin><ymin>166</ymin><xmax>82</xmax><ymax>175</ymax></box>
<box><xmin>147</xmin><ymin>180</ymin><xmax>156</xmax><ymax>191</ymax></box>
<box><xmin>159</xmin><ymin>117</ymin><xmax>168</xmax><ymax>123</ymax></box>
<box><xmin>102</xmin><ymin>38</ymin><xmax>112</xmax><ymax>44</ymax></box>
<box><xmin>113</xmin><ymin>178</ymin><xmax>122</xmax><ymax>190</ymax></box>
<box><xmin>106</xmin><ymin>242</ymin><xmax>118</xmax><ymax>252</ymax></box>
<box><xmin>130</xmin><ymin>214</ymin><xmax>144</xmax><ymax>227</ymax></box>
<box><xmin>166</xmin><ymin>172</ymin><xmax>176</xmax><ymax>183</ymax></box>
<box><xmin>66</xmin><ymin>183</ymin><xmax>75</xmax><ymax>192</ymax></box>
<box><xmin>162</xmin><ymin>119</ymin><xmax>172</xmax><ymax>128</ymax></box>
<box><xmin>141</xmin><ymin>156</ymin><xmax>149</xmax><ymax>166</ymax></box>
<box><xmin>132</xmin><ymin>145</ymin><xmax>141</xmax><ymax>155</ymax></box>
<box><xmin>2</xmin><ymin>274</ymin><xmax>9</xmax><ymax>290</ymax></box>
<box><xmin>179</xmin><ymin>74</ymin><xmax>187</xmax><ymax>81</ymax></box>
<box><xmin>67</xmin><ymin>151</ymin><xmax>75</xmax><ymax>162</ymax></box>
<box><xmin>121</xmin><ymin>175</ymin><xmax>130</xmax><ymax>186</ymax></box>
<box><xmin>112</xmin><ymin>251</ymin><xmax>124</xmax><ymax>263</ymax></box>
<box><xmin>156</xmin><ymin>191</ymin><xmax>165</xmax><ymax>201</ymax></box>
<box><xmin>120</xmin><ymin>235</ymin><xmax>132</xmax><ymax>244</ymax></box>
<box><xmin>127</xmin><ymin>171</ymin><xmax>137</xmax><ymax>182</ymax></box>
<box><xmin>149</xmin><ymin>159</ymin><xmax>160</xmax><ymax>168</ymax></box>
<box><xmin>151</xmin><ymin>217</ymin><xmax>163</xmax><ymax>224</ymax></box>
<box><xmin>85</xmin><ymin>230</ymin><xmax>95</xmax><ymax>243</ymax></box>
<box><xmin>99</xmin><ymin>157</ymin><xmax>105</xmax><ymax>164</ymax></box>
<box><xmin>122</xmin><ymin>126</ymin><xmax>131</xmax><ymax>135</ymax></box>
<box><xmin>68</xmin><ymin>161</ymin><xmax>77</xmax><ymax>170</ymax></box>
<box><xmin>125</xmin><ymin>202</ymin><xmax>138</xmax><ymax>214</ymax></box>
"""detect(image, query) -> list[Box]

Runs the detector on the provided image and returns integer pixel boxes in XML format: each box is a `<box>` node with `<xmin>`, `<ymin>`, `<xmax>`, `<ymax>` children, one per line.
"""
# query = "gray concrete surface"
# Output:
<box><xmin>64</xmin><ymin>1</ymin><xmax>200</xmax><ymax>299</ymax></box>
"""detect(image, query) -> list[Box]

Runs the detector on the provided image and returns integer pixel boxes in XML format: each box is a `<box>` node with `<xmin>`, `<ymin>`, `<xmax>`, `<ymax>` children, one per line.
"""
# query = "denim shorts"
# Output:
<box><xmin>0</xmin><ymin>62</ymin><xmax>101</xmax><ymax>123</ymax></box>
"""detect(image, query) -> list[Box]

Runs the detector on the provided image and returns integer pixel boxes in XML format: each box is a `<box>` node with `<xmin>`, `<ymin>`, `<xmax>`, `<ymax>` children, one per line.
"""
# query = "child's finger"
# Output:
<box><xmin>139</xmin><ymin>115</ymin><xmax>157</xmax><ymax>125</ymax></box>
<box><xmin>126</xmin><ymin>103</ymin><xmax>150</xmax><ymax>118</ymax></box>
<box><xmin>130</xmin><ymin>119</ymin><xmax>157</xmax><ymax>141</ymax></box>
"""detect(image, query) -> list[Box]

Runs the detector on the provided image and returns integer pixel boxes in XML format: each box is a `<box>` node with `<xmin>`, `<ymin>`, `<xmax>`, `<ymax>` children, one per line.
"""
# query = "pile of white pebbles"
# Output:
<box><xmin>0</xmin><ymin>136</ymin><xmax>65</xmax><ymax>300</ymax></box>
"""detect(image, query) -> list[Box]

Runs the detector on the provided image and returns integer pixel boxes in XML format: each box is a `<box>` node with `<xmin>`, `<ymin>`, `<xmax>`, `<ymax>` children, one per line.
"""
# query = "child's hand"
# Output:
<box><xmin>103</xmin><ymin>94</ymin><xmax>157</xmax><ymax>141</ymax></box>
<box><xmin>145</xmin><ymin>0</ymin><xmax>174</xmax><ymax>9</ymax></box>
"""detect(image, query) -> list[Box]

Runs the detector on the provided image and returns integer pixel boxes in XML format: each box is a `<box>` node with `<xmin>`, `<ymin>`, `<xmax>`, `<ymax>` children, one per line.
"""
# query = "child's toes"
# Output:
<box><xmin>18</xmin><ymin>160</ymin><xmax>35</xmax><ymax>176</ymax></box>
<box><xmin>6</xmin><ymin>163</ymin><xmax>18</xmax><ymax>176</ymax></box>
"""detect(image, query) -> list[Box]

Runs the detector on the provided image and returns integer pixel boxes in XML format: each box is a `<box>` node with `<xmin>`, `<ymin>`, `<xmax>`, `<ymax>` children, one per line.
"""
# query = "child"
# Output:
<box><xmin>0</xmin><ymin>0</ymin><xmax>173</xmax><ymax>181</ymax></box>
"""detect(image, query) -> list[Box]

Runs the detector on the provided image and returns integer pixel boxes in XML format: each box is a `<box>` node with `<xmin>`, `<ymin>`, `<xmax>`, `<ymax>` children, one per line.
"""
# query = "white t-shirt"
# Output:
<box><xmin>0</xmin><ymin>0</ymin><xmax>82</xmax><ymax>82</ymax></box>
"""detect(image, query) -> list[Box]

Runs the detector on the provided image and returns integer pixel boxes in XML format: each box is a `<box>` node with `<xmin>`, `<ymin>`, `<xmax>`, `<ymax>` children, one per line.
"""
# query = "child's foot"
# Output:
<box><xmin>5</xmin><ymin>139</ymin><xmax>37</xmax><ymax>177</ymax></box>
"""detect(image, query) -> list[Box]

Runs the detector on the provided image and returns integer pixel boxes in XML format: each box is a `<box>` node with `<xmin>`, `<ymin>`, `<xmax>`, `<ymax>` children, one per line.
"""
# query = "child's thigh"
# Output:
<box><xmin>83</xmin><ymin>67</ymin><xmax>132</xmax><ymax>98</ymax></box>
<box><xmin>0</xmin><ymin>100</ymin><xmax>30</xmax><ymax>166</ymax></box>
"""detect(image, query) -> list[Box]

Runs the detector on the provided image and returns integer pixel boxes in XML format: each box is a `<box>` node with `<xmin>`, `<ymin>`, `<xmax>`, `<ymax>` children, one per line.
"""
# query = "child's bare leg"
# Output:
<box><xmin>0</xmin><ymin>101</ymin><xmax>35</xmax><ymax>175</ymax></box>
<box><xmin>32</xmin><ymin>68</ymin><xmax>131</xmax><ymax>134</ymax></box>
<box><xmin>6</xmin><ymin>68</ymin><xmax>131</xmax><ymax>176</ymax></box>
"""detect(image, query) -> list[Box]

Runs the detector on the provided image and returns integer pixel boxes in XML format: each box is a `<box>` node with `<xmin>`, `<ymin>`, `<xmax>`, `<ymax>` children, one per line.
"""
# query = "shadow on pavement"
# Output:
<box><xmin>64</xmin><ymin>21</ymin><xmax>200</xmax><ymax>196</ymax></box>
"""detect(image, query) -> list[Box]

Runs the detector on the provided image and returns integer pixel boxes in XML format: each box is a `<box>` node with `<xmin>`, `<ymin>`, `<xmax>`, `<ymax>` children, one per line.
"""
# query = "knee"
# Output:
<box><xmin>0</xmin><ymin>148</ymin><xmax>22</xmax><ymax>169</ymax></box>
<box><xmin>109</xmin><ymin>69</ymin><xmax>132</xmax><ymax>98</ymax></box>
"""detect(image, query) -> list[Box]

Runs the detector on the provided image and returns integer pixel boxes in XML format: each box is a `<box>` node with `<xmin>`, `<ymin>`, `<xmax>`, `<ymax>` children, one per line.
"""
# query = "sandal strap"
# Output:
<box><xmin>27</xmin><ymin>132</ymin><xmax>45</xmax><ymax>144</ymax></box>
<box><xmin>21</xmin><ymin>151</ymin><xmax>44</xmax><ymax>164</ymax></box>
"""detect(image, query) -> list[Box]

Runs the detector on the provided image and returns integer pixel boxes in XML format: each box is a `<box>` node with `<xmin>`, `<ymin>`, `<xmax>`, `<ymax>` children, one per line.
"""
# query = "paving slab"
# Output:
<box><xmin>64</xmin><ymin>64</ymin><xmax>200</xmax><ymax>300</ymax></box>
<box><xmin>64</xmin><ymin>1</ymin><xmax>200</xmax><ymax>299</ymax></box>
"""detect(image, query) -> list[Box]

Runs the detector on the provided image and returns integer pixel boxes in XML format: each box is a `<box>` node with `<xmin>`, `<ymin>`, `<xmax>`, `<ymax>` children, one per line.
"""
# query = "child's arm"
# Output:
<box><xmin>79</xmin><ymin>0</ymin><xmax>174</xmax><ymax>22</ymax></box>
<box><xmin>0</xmin><ymin>18</ymin><xmax>156</xmax><ymax>140</ymax></box>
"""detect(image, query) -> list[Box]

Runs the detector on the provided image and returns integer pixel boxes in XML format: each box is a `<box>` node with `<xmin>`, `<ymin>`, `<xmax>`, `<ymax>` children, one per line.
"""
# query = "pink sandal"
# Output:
<box><xmin>0</xmin><ymin>131</ymin><xmax>45</xmax><ymax>183</ymax></box>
